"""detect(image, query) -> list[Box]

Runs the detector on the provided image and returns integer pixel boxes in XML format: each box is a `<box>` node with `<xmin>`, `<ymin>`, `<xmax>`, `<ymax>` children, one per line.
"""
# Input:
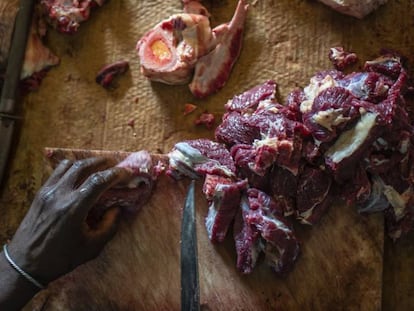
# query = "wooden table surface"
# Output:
<box><xmin>0</xmin><ymin>0</ymin><xmax>413</xmax><ymax>310</ymax></box>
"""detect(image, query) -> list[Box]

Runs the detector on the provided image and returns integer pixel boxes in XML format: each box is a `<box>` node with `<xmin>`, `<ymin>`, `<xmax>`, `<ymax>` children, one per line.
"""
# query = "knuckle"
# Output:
<box><xmin>37</xmin><ymin>187</ymin><xmax>56</xmax><ymax>203</ymax></box>
<box><xmin>72</xmin><ymin>159</ymin><xmax>89</xmax><ymax>170</ymax></box>
<box><xmin>89</xmin><ymin>171</ymin><xmax>109</xmax><ymax>186</ymax></box>
<box><xmin>72</xmin><ymin>157</ymin><xmax>106</xmax><ymax>171</ymax></box>
<box><xmin>59</xmin><ymin>159</ymin><xmax>72</xmax><ymax>167</ymax></box>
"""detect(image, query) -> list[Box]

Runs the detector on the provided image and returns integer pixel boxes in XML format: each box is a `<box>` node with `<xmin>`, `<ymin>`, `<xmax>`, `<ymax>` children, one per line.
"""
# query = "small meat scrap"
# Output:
<box><xmin>136</xmin><ymin>0</ymin><xmax>248</xmax><ymax>97</ymax></box>
<box><xmin>318</xmin><ymin>0</ymin><xmax>387</xmax><ymax>19</ymax></box>
<box><xmin>183</xmin><ymin>103</ymin><xmax>197</xmax><ymax>115</ymax></box>
<box><xmin>96</xmin><ymin>60</ymin><xmax>129</xmax><ymax>89</ymax></box>
<box><xmin>194</xmin><ymin>111</ymin><xmax>215</xmax><ymax>129</ymax></box>
<box><xmin>329</xmin><ymin>47</ymin><xmax>358</xmax><ymax>70</ymax></box>
<box><xmin>40</xmin><ymin>0</ymin><xmax>106</xmax><ymax>34</ymax></box>
<box><xmin>127</xmin><ymin>118</ymin><xmax>135</xmax><ymax>128</ymax></box>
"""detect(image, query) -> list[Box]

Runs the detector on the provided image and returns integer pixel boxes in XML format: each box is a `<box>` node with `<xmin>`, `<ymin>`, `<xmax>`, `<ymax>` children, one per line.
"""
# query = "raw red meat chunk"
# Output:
<box><xmin>41</xmin><ymin>0</ymin><xmax>106</xmax><ymax>34</ymax></box>
<box><xmin>87</xmin><ymin>151</ymin><xmax>156</xmax><ymax>228</ymax></box>
<box><xmin>235</xmin><ymin>188</ymin><xmax>300</xmax><ymax>276</ymax></box>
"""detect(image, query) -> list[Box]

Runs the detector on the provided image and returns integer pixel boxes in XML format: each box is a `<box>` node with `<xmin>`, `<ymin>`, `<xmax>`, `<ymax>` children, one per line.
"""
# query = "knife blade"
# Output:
<box><xmin>0</xmin><ymin>0</ymin><xmax>35</xmax><ymax>187</ymax></box>
<box><xmin>180</xmin><ymin>180</ymin><xmax>200</xmax><ymax>311</ymax></box>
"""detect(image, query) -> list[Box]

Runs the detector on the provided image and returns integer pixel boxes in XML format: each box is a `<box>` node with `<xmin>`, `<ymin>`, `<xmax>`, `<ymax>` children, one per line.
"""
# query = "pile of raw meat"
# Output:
<box><xmin>167</xmin><ymin>51</ymin><xmax>414</xmax><ymax>276</ymax></box>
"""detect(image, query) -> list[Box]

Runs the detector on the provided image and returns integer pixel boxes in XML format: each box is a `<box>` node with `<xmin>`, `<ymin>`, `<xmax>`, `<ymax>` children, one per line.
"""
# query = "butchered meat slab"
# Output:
<box><xmin>233</xmin><ymin>203</ymin><xmax>262</xmax><ymax>274</ymax></box>
<box><xmin>240</xmin><ymin>188</ymin><xmax>300</xmax><ymax>275</ymax></box>
<box><xmin>204</xmin><ymin>175</ymin><xmax>248</xmax><ymax>243</ymax></box>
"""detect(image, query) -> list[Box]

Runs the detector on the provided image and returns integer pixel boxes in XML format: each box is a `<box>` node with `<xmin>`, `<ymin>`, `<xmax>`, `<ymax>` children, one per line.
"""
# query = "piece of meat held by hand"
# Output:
<box><xmin>189</xmin><ymin>0</ymin><xmax>249</xmax><ymax>98</ymax></box>
<box><xmin>86</xmin><ymin>151</ymin><xmax>156</xmax><ymax>228</ymax></box>
<box><xmin>318</xmin><ymin>0</ymin><xmax>387</xmax><ymax>19</ymax></box>
<box><xmin>136</xmin><ymin>12</ymin><xmax>215</xmax><ymax>85</ymax></box>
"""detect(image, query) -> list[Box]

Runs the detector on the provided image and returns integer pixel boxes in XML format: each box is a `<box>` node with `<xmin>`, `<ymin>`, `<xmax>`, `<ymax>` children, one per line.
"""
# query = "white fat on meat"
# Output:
<box><xmin>21</xmin><ymin>19</ymin><xmax>60</xmax><ymax>79</ymax></box>
<box><xmin>312</xmin><ymin>108</ymin><xmax>350</xmax><ymax>130</ymax></box>
<box><xmin>253</xmin><ymin>136</ymin><xmax>279</xmax><ymax>149</ymax></box>
<box><xmin>325</xmin><ymin>112</ymin><xmax>377</xmax><ymax>164</ymax></box>
<box><xmin>205</xmin><ymin>184</ymin><xmax>226</xmax><ymax>241</ymax></box>
<box><xmin>168</xmin><ymin>142</ymin><xmax>235</xmax><ymax>178</ymax></box>
<box><xmin>205</xmin><ymin>202</ymin><xmax>219</xmax><ymax>241</ymax></box>
<box><xmin>261</xmin><ymin>214</ymin><xmax>292</xmax><ymax>236</ymax></box>
<box><xmin>300</xmin><ymin>74</ymin><xmax>337</xmax><ymax>113</ymax></box>
<box><xmin>383</xmin><ymin>185</ymin><xmax>413</xmax><ymax>222</ymax></box>
<box><xmin>168</xmin><ymin>142</ymin><xmax>208</xmax><ymax>179</ymax></box>
<box><xmin>318</xmin><ymin>0</ymin><xmax>387</xmax><ymax>19</ymax></box>
<box><xmin>399</xmin><ymin>138</ymin><xmax>410</xmax><ymax>154</ymax></box>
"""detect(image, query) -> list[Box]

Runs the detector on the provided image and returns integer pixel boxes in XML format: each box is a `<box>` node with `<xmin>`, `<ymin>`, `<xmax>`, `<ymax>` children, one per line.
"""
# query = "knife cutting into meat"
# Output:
<box><xmin>181</xmin><ymin>180</ymin><xmax>200</xmax><ymax>311</ymax></box>
<box><xmin>0</xmin><ymin>0</ymin><xmax>35</xmax><ymax>187</ymax></box>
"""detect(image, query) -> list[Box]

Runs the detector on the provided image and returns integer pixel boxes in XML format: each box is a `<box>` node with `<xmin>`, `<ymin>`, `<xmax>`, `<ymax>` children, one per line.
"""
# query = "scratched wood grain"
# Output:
<box><xmin>0</xmin><ymin>0</ymin><xmax>413</xmax><ymax>310</ymax></box>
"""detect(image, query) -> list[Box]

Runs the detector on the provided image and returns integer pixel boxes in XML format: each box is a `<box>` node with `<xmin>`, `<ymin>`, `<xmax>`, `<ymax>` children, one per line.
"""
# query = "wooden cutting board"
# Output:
<box><xmin>25</xmin><ymin>147</ymin><xmax>384</xmax><ymax>311</ymax></box>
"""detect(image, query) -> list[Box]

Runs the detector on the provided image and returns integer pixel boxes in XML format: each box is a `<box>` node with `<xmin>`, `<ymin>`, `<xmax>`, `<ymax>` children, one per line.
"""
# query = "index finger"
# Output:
<box><xmin>42</xmin><ymin>159</ymin><xmax>73</xmax><ymax>188</ymax></box>
<box><xmin>75</xmin><ymin>167</ymin><xmax>133</xmax><ymax>219</ymax></box>
<box><xmin>57</xmin><ymin>157</ymin><xmax>113</xmax><ymax>189</ymax></box>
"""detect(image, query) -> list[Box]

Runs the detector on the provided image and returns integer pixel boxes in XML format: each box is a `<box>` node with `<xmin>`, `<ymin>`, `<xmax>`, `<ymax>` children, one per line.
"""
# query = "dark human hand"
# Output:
<box><xmin>6</xmin><ymin>157</ymin><xmax>133</xmax><ymax>285</ymax></box>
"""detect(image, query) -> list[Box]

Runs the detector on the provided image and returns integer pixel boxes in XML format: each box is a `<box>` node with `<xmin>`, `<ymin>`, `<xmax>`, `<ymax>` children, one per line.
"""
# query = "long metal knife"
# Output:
<box><xmin>180</xmin><ymin>180</ymin><xmax>200</xmax><ymax>311</ymax></box>
<box><xmin>0</xmin><ymin>0</ymin><xmax>35</xmax><ymax>187</ymax></box>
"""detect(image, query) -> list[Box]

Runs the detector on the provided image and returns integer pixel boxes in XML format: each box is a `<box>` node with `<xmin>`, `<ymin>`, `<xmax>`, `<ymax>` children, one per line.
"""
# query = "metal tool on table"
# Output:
<box><xmin>0</xmin><ymin>0</ymin><xmax>35</xmax><ymax>187</ymax></box>
<box><xmin>180</xmin><ymin>180</ymin><xmax>200</xmax><ymax>311</ymax></box>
